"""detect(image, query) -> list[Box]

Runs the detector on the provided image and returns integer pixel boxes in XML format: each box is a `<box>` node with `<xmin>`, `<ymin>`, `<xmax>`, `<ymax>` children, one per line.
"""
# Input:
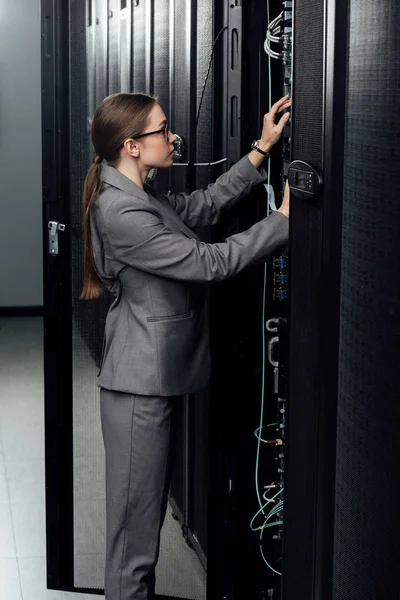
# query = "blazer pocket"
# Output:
<box><xmin>147</xmin><ymin>310</ymin><xmax>193</xmax><ymax>323</ymax></box>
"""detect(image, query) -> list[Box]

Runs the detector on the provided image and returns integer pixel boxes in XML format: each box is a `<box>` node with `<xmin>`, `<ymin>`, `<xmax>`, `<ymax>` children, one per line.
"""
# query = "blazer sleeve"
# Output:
<box><xmin>162</xmin><ymin>155</ymin><xmax>268</xmax><ymax>228</ymax></box>
<box><xmin>102</xmin><ymin>195</ymin><xmax>288</xmax><ymax>283</ymax></box>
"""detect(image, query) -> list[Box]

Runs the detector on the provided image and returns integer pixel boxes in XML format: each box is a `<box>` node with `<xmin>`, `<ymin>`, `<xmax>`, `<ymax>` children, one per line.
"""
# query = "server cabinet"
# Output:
<box><xmin>283</xmin><ymin>0</ymin><xmax>337</xmax><ymax>595</ymax></box>
<box><xmin>132</xmin><ymin>0</ymin><xmax>147</xmax><ymax>94</ymax></box>
<box><xmin>283</xmin><ymin>1</ymin><xmax>400</xmax><ymax>600</ymax></box>
<box><xmin>94</xmin><ymin>0</ymin><xmax>108</xmax><ymax>103</ymax></box>
<box><xmin>44</xmin><ymin>1</ymin><xmax>292</xmax><ymax>596</ymax></box>
<box><xmin>119</xmin><ymin>3</ymin><xmax>132</xmax><ymax>92</ymax></box>
<box><xmin>43</xmin><ymin>0</ymin><xmax>217</xmax><ymax>597</ymax></box>
<box><xmin>107</xmin><ymin>0</ymin><xmax>133</xmax><ymax>94</ymax></box>
<box><xmin>44</xmin><ymin>0</ymin><xmax>293</xmax><ymax>596</ymax></box>
<box><xmin>87</xmin><ymin>1</ymin><xmax>96</xmax><ymax>148</ymax></box>
<box><xmin>43</xmin><ymin>0</ymin><xmax>399</xmax><ymax>598</ymax></box>
<box><xmin>332</xmin><ymin>0</ymin><xmax>400</xmax><ymax>598</ymax></box>
<box><xmin>108</xmin><ymin>1</ymin><xmax>120</xmax><ymax>94</ymax></box>
<box><xmin>206</xmin><ymin>1</ymin><xmax>293</xmax><ymax>597</ymax></box>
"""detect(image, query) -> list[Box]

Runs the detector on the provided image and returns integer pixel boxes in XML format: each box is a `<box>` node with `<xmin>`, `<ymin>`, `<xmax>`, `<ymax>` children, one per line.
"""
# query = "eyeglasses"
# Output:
<box><xmin>132</xmin><ymin>123</ymin><xmax>169</xmax><ymax>141</ymax></box>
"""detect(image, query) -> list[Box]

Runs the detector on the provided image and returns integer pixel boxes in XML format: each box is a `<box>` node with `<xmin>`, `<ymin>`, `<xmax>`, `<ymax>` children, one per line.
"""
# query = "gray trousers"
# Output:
<box><xmin>100</xmin><ymin>388</ymin><xmax>183</xmax><ymax>600</ymax></box>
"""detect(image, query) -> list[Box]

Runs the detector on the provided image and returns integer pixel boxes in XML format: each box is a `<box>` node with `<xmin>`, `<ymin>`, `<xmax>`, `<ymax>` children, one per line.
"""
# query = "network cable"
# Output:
<box><xmin>175</xmin><ymin>26</ymin><xmax>229</xmax><ymax>179</ymax></box>
<box><xmin>264</xmin><ymin>9</ymin><xmax>291</xmax><ymax>59</ymax></box>
<box><xmin>251</xmin><ymin>0</ymin><xmax>288</xmax><ymax>579</ymax></box>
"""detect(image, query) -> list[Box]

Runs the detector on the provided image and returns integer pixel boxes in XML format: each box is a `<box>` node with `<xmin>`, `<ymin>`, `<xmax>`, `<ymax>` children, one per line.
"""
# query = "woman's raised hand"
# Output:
<box><xmin>258</xmin><ymin>95</ymin><xmax>291</xmax><ymax>153</ymax></box>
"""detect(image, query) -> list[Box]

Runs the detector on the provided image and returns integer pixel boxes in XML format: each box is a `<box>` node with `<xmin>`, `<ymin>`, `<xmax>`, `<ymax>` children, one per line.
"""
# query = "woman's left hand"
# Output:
<box><xmin>258</xmin><ymin>95</ymin><xmax>292</xmax><ymax>153</ymax></box>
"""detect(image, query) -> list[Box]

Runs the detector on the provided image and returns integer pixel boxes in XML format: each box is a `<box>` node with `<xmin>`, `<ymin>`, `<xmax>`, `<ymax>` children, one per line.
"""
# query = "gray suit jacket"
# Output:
<box><xmin>90</xmin><ymin>155</ymin><xmax>289</xmax><ymax>396</ymax></box>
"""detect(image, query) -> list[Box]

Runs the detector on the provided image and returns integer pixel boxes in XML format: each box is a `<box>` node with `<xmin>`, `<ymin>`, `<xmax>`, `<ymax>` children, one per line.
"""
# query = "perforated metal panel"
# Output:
<box><xmin>333</xmin><ymin>1</ymin><xmax>400</xmax><ymax>598</ymax></box>
<box><xmin>119</xmin><ymin>4</ymin><xmax>132</xmax><ymax>92</ymax></box>
<box><xmin>94</xmin><ymin>0</ymin><xmax>108</xmax><ymax>104</ymax></box>
<box><xmin>196</xmin><ymin>0</ymin><xmax>213</xmax><ymax>190</ymax></box>
<box><xmin>68</xmin><ymin>1</ymin><xmax>210</xmax><ymax>596</ymax></box>
<box><xmin>104</xmin><ymin>1</ymin><xmax>133</xmax><ymax>94</ymax></box>
<box><xmin>154</xmin><ymin>0</ymin><xmax>170</xmax><ymax>116</ymax></box>
<box><xmin>86</xmin><ymin>0</ymin><xmax>96</xmax><ymax>153</ymax></box>
<box><xmin>283</xmin><ymin>0</ymin><xmax>325</xmax><ymax>597</ymax></box>
<box><xmin>172</xmin><ymin>1</ymin><xmax>189</xmax><ymax>136</ymax></box>
<box><xmin>132</xmin><ymin>0</ymin><xmax>146</xmax><ymax>92</ymax></box>
<box><xmin>152</xmin><ymin>0</ymin><xmax>170</xmax><ymax>193</ymax></box>
<box><xmin>70</xmin><ymin>0</ymin><xmax>109</xmax><ymax>590</ymax></box>
<box><xmin>170</xmin><ymin>0</ymin><xmax>191</xmax><ymax>194</ymax></box>
<box><xmin>108</xmin><ymin>0</ymin><xmax>120</xmax><ymax>93</ymax></box>
<box><xmin>284</xmin><ymin>1</ymin><xmax>400</xmax><ymax>599</ymax></box>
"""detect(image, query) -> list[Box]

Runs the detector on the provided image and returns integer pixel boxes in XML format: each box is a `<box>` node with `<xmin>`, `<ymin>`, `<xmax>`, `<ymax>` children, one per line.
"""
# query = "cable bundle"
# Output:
<box><xmin>264</xmin><ymin>10</ymin><xmax>291</xmax><ymax>59</ymax></box>
<box><xmin>251</xmin><ymin>1</ymin><xmax>289</xmax><ymax>579</ymax></box>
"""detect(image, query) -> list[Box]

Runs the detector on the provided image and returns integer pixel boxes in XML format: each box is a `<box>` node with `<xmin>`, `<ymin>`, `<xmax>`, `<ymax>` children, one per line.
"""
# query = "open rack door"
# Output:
<box><xmin>283</xmin><ymin>1</ymin><xmax>400</xmax><ymax>599</ymax></box>
<box><xmin>42</xmin><ymin>0</ymin><xmax>219</xmax><ymax>597</ymax></box>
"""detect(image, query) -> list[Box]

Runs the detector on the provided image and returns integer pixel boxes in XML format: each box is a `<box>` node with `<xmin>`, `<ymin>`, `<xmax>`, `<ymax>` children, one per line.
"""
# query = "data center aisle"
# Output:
<box><xmin>0</xmin><ymin>317</ymin><xmax>205</xmax><ymax>600</ymax></box>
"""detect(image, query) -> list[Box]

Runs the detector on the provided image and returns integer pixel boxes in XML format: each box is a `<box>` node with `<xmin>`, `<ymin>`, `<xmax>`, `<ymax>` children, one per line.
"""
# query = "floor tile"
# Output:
<box><xmin>11</xmin><ymin>502</ymin><xmax>46</xmax><ymax>558</ymax></box>
<box><xmin>0</xmin><ymin>503</ymin><xmax>17</xmax><ymax>558</ymax></box>
<box><xmin>0</xmin><ymin>453</ymin><xmax>5</xmax><ymax>474</ymax></box>
<box><xmin>0</xmin><ymin>469</ymin><xmax>10</xmax><ymax>503</ymax></box>
<box><xmin>0</xmin><ymin>558</ymin><xmax>22</xmax><ymax>600</ymax></box>
<box><xmin>6</xmin><ymin>460</ymin><xmax>45</xmax><ymax>505</ymax></box>
<box><xmin>0</xmin><ymin>385</ymin><xmax>44</xmax><ymax>418</ymax></box>
<box><xmin>19</xmin><ymin>557</ymin><xmax>104</xmax><ymax>600</ymax></box>
<box><xmin>1</xmin><ymin>419</ymin><xmax>44</xmax><ymax>462</ymax></box>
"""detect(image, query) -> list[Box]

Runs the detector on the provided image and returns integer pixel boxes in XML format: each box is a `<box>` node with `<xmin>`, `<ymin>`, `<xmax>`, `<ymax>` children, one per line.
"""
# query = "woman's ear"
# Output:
<box><xmin>123</xmin><ymin>139</ymin><xmax>140</xmax><ymax>158</ymax></box>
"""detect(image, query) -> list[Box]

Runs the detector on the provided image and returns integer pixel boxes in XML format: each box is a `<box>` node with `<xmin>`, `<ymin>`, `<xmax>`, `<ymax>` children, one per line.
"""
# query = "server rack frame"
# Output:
<box><xmin>282</xmin><ymin>0</ymin><xmax>349</xmax><ymax>599</ymax></box>
<box><xmin>42</xmin><ymin>0</ymin><xmax>228</xmax><ymax>597</ymax></box>
<box><xmin>42</xmin><ymin>0</ymin><xmax>296</xmax><ymax>597</ymax></box>
<box><xmin>42</xmin><ymin>0</ymin><xmax>75</xmax><ymax>591</ymax></box>
<box><xmin>41</xmin><ymin>1</ymin><xmax>196</xmax><ymax>597</ymax></box>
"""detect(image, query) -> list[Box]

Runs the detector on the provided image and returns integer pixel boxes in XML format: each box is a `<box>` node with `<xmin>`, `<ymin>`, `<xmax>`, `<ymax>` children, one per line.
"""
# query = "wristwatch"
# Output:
<box><xmin>251</xmin><ymin>140</ymin><xmax>269</xmax><ymax>156</ymax></box>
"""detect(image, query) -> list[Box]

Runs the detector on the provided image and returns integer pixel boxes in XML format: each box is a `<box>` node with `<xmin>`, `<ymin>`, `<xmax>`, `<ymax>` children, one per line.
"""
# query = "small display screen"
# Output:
<box><xmin>296</xmin><ymin>170</ymin><xmax>307</xmax><ymax>189</ymax></box>
<box><xmin>289</xmin><ymin>162</ymin><xmax>321</xmax><ymax>198</ymax></box>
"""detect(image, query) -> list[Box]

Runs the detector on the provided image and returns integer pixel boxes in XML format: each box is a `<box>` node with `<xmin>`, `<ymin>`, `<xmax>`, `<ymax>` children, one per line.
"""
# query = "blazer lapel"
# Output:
<box><xmin>101</xmin><ymin>163</ymin><xmax>201</xmax><ymax>241</ymax></box>
<box><xmin>145</xmin><ymin>187</ymin><xmax>201</xmax><ymax>242</ymax></box>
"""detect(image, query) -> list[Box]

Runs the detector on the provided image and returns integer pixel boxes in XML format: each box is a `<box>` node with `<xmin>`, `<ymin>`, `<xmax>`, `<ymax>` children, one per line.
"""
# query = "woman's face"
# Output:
<box><xmin>135</xmin><ymin>103</ymin><xmax>177</xmax><ymax>169</ymax></box>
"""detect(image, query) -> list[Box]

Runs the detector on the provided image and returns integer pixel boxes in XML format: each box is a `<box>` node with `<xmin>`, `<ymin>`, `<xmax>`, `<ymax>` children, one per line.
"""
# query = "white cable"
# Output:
<box><xmin>172</xmin><ymin>158</ymin><xmax>228</xmax><ymax>167</ymax></box>
<box><xmin>271</xmin><ymin>25</ymin><xmax>282</xmax><ymax>35</ymax></box>
<box><xmin>268</xmin><ymin>10</ymin><xmax>283</xmax><ymax>29</ymax></box>
<box><xmin>263</xmin><ymin>183</ymin><xmax>277</xmax><ymax>211</ymax></box>
<box><xmin>264</xmin><ymin>38</ymin><xmax>283</xmax><ymax>59</ymax></box>
<box><xmin>265</xmin><ymin>10</ymin><xmax>284</xmax><ymax>59</ymax></box>
<box><xmin>269</xmin><ymin>24</ymin><xmax>282</xmax><ymax>36</ymax></box>
<box><xmin>265</xmin><ymin>47</ymin><xmax>282</xmax><ymax>59</ymax></box>
<box><xmin>265</xmin><ymin>40</ymin><xmax>282</xmax><ymax>54</ymax></box>
<box><xmin>267</xmin><ymin>34</ymin><xmax>283</xmax><ymax>43</ymax></box>
<box><xmin>264</xmin><ymin>41</ymin><xmax>283</xmax><ymax>59</ymax></box>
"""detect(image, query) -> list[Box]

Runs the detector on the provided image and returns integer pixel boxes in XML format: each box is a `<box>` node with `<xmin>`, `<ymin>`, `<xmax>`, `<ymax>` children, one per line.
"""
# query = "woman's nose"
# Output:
<box><xmin>169</xmin><ymin>131</ymin><xmax>177</xmax><ymax>144</ymax></box>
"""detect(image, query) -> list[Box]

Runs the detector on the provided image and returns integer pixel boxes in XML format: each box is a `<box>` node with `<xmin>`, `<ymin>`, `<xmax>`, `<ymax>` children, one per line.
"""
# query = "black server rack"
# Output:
<box><xmin>43</xmin><ymin>0</ymin><xmax>293</xmax><ymax>596</ymax></box>
<box><xmin>42</xmin><ymin>0</ymin><xmax>399</xmax><ymax>599</ymax></box>
<box><xmin>205</xmin><ymin>2</ymin><xmax>294</xmax><ymax>597</ymax></box>
<box><xmin>283</xmin><ymin>1</ymin><xmax>400</xmax><ymax>600</ymax></box>
<box><xmin>132</xmin><ymin>0</ymin><xmax>147</xmax><ymax>94</ymax></box>
<box><xmin>283</xmin><ymin>0</ymin><xmax>347</xmax><ymax>594</ymax></box>
<box><xmin>107</xmin><ymin>1</ymin><xmax>120</xmax><ymax>94</ymax></box>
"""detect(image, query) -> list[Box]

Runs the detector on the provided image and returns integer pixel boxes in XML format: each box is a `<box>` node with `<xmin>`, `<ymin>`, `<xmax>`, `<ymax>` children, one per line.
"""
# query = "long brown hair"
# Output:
<box><xmin>81</xmin><ymin>92</ymin><xmax>158</xmax><ymax>300</ymax></box>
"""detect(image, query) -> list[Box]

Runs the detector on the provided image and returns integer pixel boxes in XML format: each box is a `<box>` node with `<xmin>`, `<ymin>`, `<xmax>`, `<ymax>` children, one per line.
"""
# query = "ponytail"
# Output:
<box><xmin>81</xmin><ymin>92</ymin><xmax>158</xmax><ymax>300</ymax></box>
<box><xmin>80</xmin><ymin>157</ymin><xmax>104</xmax><ymax>300</ymax></box>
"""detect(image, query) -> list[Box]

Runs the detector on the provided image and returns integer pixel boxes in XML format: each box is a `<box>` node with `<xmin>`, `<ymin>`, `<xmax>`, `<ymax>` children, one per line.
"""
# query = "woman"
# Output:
<box><xmin>81</xmin><ymin>92</ymin><xmax>290</xmax><ymax>600</ymax></box>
